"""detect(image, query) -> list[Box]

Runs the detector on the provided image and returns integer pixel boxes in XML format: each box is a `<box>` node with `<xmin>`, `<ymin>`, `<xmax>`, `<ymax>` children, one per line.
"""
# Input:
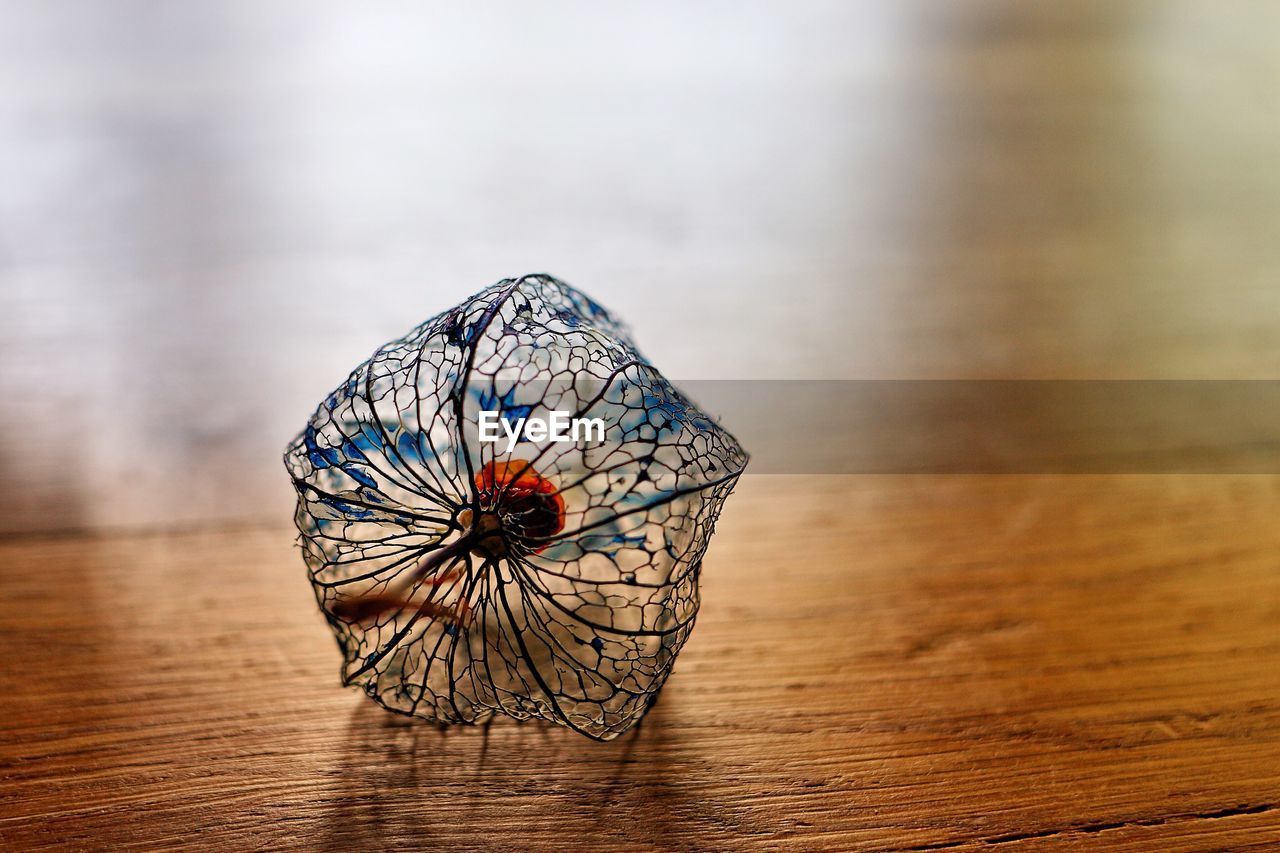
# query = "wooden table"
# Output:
<box><xmin>3</xmin><ymin>2</ymin><xmax>1280</xmax><ymax>850</ymax></box>
<box><xmin>3</xmin><ymin>476</ymin><xmax>1279</xmax><ymax>850</ymax></box>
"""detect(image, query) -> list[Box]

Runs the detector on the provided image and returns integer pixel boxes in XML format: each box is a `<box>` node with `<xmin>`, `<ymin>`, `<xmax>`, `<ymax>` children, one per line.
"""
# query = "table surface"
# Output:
<box><xmin>4</xmin><ymin>2</ymin><xmax>1280</xmax><ymax>850</ymax></box>
<box><xmin>3</xmin><ymin>475</ymin><xmax>1280</xmax><ymax>850</ymax></box>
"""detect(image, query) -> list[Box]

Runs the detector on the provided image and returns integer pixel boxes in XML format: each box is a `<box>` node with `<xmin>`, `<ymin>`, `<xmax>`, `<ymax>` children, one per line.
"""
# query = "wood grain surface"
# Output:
<box><xmin>3</xmin><ymin>475</ymin><xmax>1280</xmax><ymax>850</ymax></box>
<box><xmin>4</xmin><ymin>1</ymin><xmax>1280</xmax><ymax>850</ymax></box>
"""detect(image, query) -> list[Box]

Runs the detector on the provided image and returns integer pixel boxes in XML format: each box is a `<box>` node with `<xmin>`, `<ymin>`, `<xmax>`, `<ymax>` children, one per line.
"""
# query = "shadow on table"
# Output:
<box><xmin>320</xmin><ymin>697</ymin><xmax>743</xmax><ymax>849</ymax></box>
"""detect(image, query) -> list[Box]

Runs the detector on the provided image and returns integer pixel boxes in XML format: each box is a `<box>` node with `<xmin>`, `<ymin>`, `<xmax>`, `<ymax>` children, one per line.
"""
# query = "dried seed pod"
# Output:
<box><xmin>284</xmin><ymin>275</ymin><xmax>747</xmax><ymax>740</ymax></box>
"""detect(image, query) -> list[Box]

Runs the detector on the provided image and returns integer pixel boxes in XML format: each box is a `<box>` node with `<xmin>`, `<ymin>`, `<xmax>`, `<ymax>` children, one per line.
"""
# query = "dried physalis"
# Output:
<box><xmin>284</xmin><ymin>275</ymin><xmax>747</xmax><ymax>740</ymax></box>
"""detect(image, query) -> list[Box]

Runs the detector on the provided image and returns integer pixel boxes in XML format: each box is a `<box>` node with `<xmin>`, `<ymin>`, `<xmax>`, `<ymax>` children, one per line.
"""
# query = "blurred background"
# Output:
<box><xmin>3</xmin><ymin>1</ymin><xmax>1280</xmax><ymax>534</ymax></box>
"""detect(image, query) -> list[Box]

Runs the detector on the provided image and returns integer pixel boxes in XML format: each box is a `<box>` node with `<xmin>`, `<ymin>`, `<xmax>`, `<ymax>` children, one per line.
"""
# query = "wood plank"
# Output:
<box><xmin>2</xmin><ymin>475</ymin><xmax>1278</xmax><ymax>849</ymax></box>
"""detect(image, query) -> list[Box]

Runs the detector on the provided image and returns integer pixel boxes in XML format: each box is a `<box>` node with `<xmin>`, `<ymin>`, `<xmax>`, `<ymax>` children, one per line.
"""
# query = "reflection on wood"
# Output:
<box><xmin>5</xmin><ymin>2</ymin><xmax>1280</xmax><ymax>533</ymax></box>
